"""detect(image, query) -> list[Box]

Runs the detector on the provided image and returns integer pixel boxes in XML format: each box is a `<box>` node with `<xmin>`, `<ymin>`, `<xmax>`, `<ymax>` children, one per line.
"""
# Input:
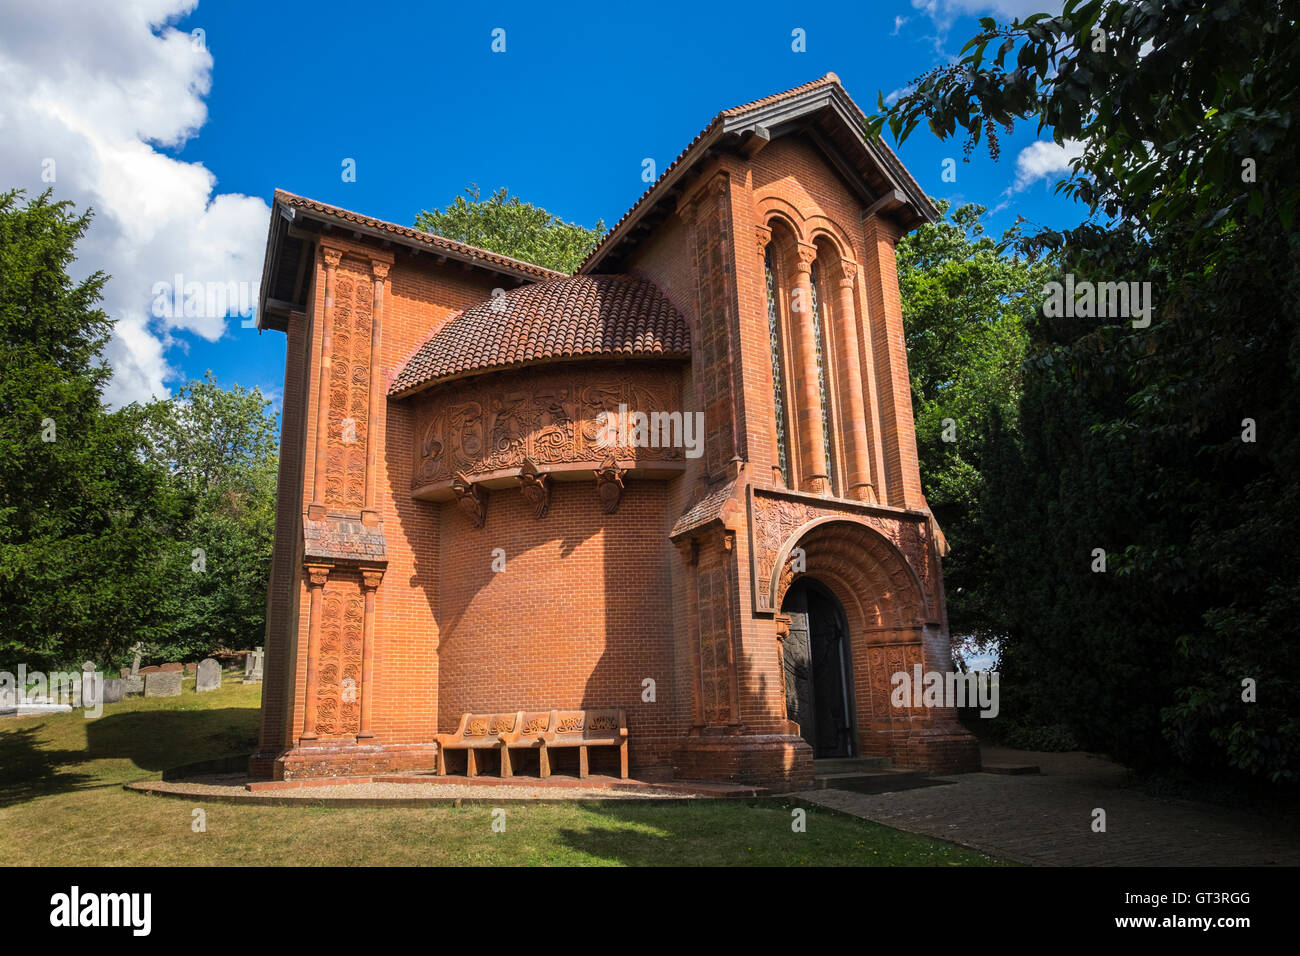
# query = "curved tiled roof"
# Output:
<box><xmin>390</xmin><ymin>275</ymin><xmax>690</xmax><ymax>396</ymax></box>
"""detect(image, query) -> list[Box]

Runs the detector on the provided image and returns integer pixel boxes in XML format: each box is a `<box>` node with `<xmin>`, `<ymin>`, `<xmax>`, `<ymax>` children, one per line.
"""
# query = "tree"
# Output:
<box><xmin>140</xmin><ymin>373</ymin><xmax>278</xmax><ymax>662</ymax></box>
<box><xmin>0</xmin><ymin>190</ymin><xmax>175</xmax><ymax>670</ymax></box>
<box><xmin>874</xmin><ymin>0</ymin><xmax>1300</xmax><ymax>781</ymax></box>
<box><xmin>415</xmin><ymin>185</ymin><xmax>604</xmax><ymax>274</ymax></box>
<box><xmin>897</xmin><ymin>201</ymin><xmax>1044</xmax><ymax>653</ymax></box>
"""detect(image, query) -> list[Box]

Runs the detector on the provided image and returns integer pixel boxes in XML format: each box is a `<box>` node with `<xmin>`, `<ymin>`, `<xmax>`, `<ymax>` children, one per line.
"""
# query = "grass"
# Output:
<box><xmin>0</xmin><ymin>679</ymin><xmax>1007</xmax><ymax>866</ymax></box>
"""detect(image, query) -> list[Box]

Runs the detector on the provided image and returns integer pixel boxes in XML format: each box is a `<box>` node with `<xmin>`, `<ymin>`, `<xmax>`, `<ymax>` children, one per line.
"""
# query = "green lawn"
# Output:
<box><xmin>0</xmin><ymin>679</ymin><xmax>1006</xmax><ymax>866</ymax></box>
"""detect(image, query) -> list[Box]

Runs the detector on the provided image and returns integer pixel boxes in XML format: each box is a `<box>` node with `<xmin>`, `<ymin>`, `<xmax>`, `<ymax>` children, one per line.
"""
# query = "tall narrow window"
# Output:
<box><xmin>764</xmin><ymin>245</ymin><xmax>789</xmax><ymax>486</ymax></box>
<box><xmin>809</xmin><ymin>263</ymin><xmax>837</xmax><ymax>495</ymax></box>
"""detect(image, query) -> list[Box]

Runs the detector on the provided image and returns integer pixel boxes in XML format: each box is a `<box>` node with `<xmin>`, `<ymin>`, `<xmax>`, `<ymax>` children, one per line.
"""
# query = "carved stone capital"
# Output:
<box><xmin>321</xmin><ymin>246</ymin><xmax>343</xmax><ymax>270</ymax></box>
<box><xmin>305</xmin><ymin>563</ymin><xmax>332</xmax><ymax>588</ymax></box>
<box><xmin>755</xmin><ymin>224</ymin><xmax>772</xmax><ymax>259</ymax></box>
<box><xmin>371</xmin><ymin>261</ymin><xmax>390</xmax><ymax>282</ymax></box>
<box><xmin>775</xmin><ymin>613</ymin><xmax>792</xmax><ymax>643</ymax></box>
<box><xmin>361</xmin><ymin>568</ymin><xmax>385</xmax><ymax>591</ymax></box>
<box><xmin>594</xmin><ymin>456</ymin><xmax>626</xmax><ymax>514</ymax></box>
<box><xmin>794</xmin><ymin>242</ymin><xmax>818</xmax><ymax>274</ymax></box>
<box><xmin>451</xmin><ymin>472</ymin><xmax>487</xmax><ymax>528</ymax></box>
<box><xmin>839</xmin><ymin>259</ymin><xmax>858</xmax><ymax>284</ymax></box>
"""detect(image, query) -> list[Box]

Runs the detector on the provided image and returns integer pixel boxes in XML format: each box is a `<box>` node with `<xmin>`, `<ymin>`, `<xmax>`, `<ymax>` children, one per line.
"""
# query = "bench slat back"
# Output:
<box><xmin>520</xmin><ymin>712</ymin><xmax>552</xmax><ymax>736</ymax></box>
<box><xmin>550</xmin><ymin>708</ymin><xmax>624</xmax><ymax>741</ymax></box>
<box><xmin>459</xmin><ymin>712</ymin><xmax>518</xmax><ymax>738</ymax></box>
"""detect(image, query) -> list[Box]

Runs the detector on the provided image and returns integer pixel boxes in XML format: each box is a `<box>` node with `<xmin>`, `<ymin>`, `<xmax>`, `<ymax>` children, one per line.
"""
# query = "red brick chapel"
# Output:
<box><xmin>250</xmin><ymin>73</ymin><xmax>980</xmax><ymax>788</ymax></box>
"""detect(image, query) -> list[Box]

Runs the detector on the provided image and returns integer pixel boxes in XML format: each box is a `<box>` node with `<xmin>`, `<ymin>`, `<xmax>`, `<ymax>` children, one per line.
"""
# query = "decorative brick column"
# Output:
<box><xmin>357</xmin><ymin>567</ymin><xmax>383</xmax><ymax>742</ymax></box>
<box><xmin>754</xmin><ymin>223</ymin><xmax>785</xmax><ymax>485</ymax></box>
<box><xmin>299</xmin><ymin>563</ymin><xmax>331</xmax><ymax>742</ymax></box>
<box><xmin>790</xmin><ymin>242</ymin><xmax>830</xmax><ymax>494</ymax></box>
<box><xmin>309</xmin><ymin>246</ymin><xmax>342</xmax><ymax>520</ymax></box>
<box><xmin>834</xmin><ymin>259</ymin><xmax>876</xmax><ymax>503</ymax></box>
<box><xmin>363</xmin><ymin>261</ymin><xmax>388</xmax><ymax>526</ymax></box>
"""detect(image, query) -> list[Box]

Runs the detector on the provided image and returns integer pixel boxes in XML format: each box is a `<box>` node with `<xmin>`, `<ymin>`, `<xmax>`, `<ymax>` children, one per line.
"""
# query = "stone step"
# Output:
<box><xmin>812</xmin><ymin>756</ymin><xmax>891</xmax><ymax>774</ymax></box>
<box><xmin>810</xmin><ymin>770</ymin><xmax>951</xmax><ymax>794</ymax></box>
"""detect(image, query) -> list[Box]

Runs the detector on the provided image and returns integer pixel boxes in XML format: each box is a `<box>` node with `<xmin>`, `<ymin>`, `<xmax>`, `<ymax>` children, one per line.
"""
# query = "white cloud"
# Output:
<box><xmin>911</xmin><ymin>0</ymin><xmax>1063</xmax><ymax>55</ymax></box>
<box><xmin>1010</xmin><ymin>138</ymin><xmax>1085</xmax><ymax>192</ymax></box>
<box><xmin>883</xmin><ymin>85</ymin><xmax>915</xmax><ymax>107</ymax></box>
<box><xmin>911</xmin><ymin>0</ymin><xmax>1061</xmax><ymax>34</ymax></box>
<box><xmin>891</xmin><ymin>15</ymin><xmax>910</xmax><ymax>35</ymax></box>
<box><xmin>0</xmin><ymin>0</ymin><xmax>270</xmax><ymax>406</ymax></box>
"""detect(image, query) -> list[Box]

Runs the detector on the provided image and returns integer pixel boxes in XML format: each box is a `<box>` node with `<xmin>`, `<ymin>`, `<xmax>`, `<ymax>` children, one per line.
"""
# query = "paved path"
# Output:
<box><xmin>794</xmin><ymin>747</ymin><xmax>1300</xmax><ymax>866</ymax></box>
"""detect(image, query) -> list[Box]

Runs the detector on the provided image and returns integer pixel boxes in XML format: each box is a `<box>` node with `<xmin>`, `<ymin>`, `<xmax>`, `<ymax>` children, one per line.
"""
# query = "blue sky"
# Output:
<box><xmin>0</xmin><ymin>0</ymin><xmax>1079</xmax><ymax>411</ymax></box>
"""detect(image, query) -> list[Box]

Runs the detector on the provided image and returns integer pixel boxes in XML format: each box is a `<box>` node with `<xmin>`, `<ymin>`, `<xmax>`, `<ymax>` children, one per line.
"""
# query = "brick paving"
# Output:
<box><xmin>793</xmin><ymin>747</ymin><xmax>1300</xmax><ymax>866</ymax></box>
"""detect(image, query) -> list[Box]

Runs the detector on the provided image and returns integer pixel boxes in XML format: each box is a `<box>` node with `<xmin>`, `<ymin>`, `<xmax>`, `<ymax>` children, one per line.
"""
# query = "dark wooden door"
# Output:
<box><xmin>783</xmin><ymin>588</ymin><xmax>816</xmax><ymax>750</ymax></box>
<box><xmin>783</xmin><ymin>581</ymin><xmax>854</xmax><ymax>757</ymax></box>
<box><xmin>808</xmin><ymin>589</ymin><xmax>852</xmax><ymax>757</ymax></box>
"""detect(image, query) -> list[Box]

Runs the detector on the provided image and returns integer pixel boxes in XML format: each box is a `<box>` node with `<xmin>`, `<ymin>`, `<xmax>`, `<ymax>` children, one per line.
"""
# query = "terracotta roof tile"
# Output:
<box><xmin>275</xmin><ymin>189</ymin><xmax>564</xmax><ymax>281</ymax></box>
<box><xmin>390</xmin><ymin>275</ymin><xmax>690</xmax><ymax>396</ymax></box>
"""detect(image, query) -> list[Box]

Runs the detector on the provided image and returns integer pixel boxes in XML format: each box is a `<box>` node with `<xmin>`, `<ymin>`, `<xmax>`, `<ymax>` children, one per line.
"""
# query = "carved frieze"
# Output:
<box><xmin>411</xmin><ymin>367</ymin><xmax>682</xmax><ymax>489</ymax></box>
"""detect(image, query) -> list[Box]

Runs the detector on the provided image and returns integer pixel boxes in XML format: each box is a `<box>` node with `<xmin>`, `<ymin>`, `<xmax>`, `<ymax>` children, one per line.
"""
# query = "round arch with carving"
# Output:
<box><xmin>772</xmin><ymin>517</ymin><xmax>925</xmax><ymax>627</ymax></box>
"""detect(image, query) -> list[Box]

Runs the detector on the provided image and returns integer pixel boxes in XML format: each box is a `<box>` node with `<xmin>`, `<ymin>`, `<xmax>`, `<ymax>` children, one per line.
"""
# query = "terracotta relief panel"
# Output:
<box><xmin>696</xmin><ymin>562</ymin><xmax>734</xmax><ymax>726</ymax></box>
<box><xmin>315</xmin><ymin>574</ymin><xmax>364</xmax><ymax>737</ymax></box>
<box><xmin>690</xmin><ymin>173</ymin><xmax>740</xmax><ymax>479</ymax></box>
<box><xmin>325</xmin><ymin>266</ymin><xmax>373</xmax><ymax>512</ymax></box>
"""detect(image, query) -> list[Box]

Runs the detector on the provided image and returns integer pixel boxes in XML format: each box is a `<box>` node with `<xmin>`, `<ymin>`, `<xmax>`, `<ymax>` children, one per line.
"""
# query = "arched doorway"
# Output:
<box><xmin>781</xmin><ymin>578</ymin><xmax>856</xmax><ymax>757</ymax></box>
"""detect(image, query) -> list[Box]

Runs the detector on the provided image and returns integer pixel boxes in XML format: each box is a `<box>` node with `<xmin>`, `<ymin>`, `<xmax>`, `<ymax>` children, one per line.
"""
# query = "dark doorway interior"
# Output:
<box><xmin>781</xmin><ymin>579</ymin><xmax>855</xmax><ymax>757</ymax></box>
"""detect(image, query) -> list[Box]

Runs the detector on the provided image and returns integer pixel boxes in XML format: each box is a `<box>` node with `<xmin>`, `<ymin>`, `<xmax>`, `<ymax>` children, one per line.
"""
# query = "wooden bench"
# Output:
<box><xmin>541</xmin><ymin>708</ymin><xmax>628</xmax><ymax>779</ymax></box>
<box><xmin>436</xmin><ymin>711</ymin><xmax>521</xmax><ymax>777</ymax></box>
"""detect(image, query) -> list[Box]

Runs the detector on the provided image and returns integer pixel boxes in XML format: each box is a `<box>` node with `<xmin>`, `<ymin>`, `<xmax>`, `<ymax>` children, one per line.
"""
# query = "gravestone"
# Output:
<box><xmin>102</xmin><ymin>679</ymin><xmax>125</xmax><ymax>705</ymax></box>
<box><xmin>160</xmin><ymin>662</ymin><xmax>183</xmax><ymax>674</ymax></box>
<box><xmin>119</xmin><ymin>667</ymin><xmax>131</xmax><ymax>678</ymax></box>
<box><xmin>144</xmin><ymin>671</ymin><xmax>181</xmax><ymax>697</ymax></box>
<box><xmin>129</xmin><ymin>642</ymin><xmax>143</xmax><ymax>677</ymax></box>
<box><xmin>184</xmin><ymin>662</ymin><xmax>197</xmax><ymax>676</ymax></box>
<box><xmin>80</xmin><ymin>661</ymin><xmax>99</xmax><ymax>709</ymax></box>
<box><xmin>195</xmin><ymin>658</ymin><xmax>221</xmax><ymax>693</ymax></box>
<box><xmin>123</xmin><ymin>676</ymin><xmax>144</xmax><ymax>696</ymax></box>
<box><xmin>140</xmin><ymin>665</ymin><xmax>162</xmax><ymax>675</ymax></box>
<box><xmin>244</xmin><ymin>646</ymin><xmax>264</xmax><ymax>683</ymax></box>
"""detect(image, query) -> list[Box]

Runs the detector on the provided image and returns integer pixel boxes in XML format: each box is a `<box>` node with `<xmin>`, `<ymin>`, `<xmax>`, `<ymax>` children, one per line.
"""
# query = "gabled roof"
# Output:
<box><xmin>579</xmin><ymin>72</ymin><xmax>937</xmax><ymax>274</ymax></box>
<box><xmin>256</xmin><ymin>189</ymin><xmax>563</xmax><ymax>331</ymax></box>
<box><xmin>275</xmin><ymin>189</ymin><xmax>562</xmax><ymax>280</ymax></box>
<box><xmin>389</xmin><ymin>275</ymin><xmax>690</xmax><ymax>398</ymax></box>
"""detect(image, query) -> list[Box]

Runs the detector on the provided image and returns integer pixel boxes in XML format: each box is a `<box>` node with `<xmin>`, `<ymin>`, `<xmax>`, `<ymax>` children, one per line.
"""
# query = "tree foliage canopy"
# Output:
<box><xmin>876</xmin><ymin>0</ymin><xmax>1300</xmax><ymax>782</ymax></box>
<box><xmin>415</xmin><ymin>185</ymin><xmax>604</xmax><ymax>274</ymax></box>
<box><xmin>0</xmin><ymin>190</ymin><xmax>279</xmax><ymax>673</ymax></box>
